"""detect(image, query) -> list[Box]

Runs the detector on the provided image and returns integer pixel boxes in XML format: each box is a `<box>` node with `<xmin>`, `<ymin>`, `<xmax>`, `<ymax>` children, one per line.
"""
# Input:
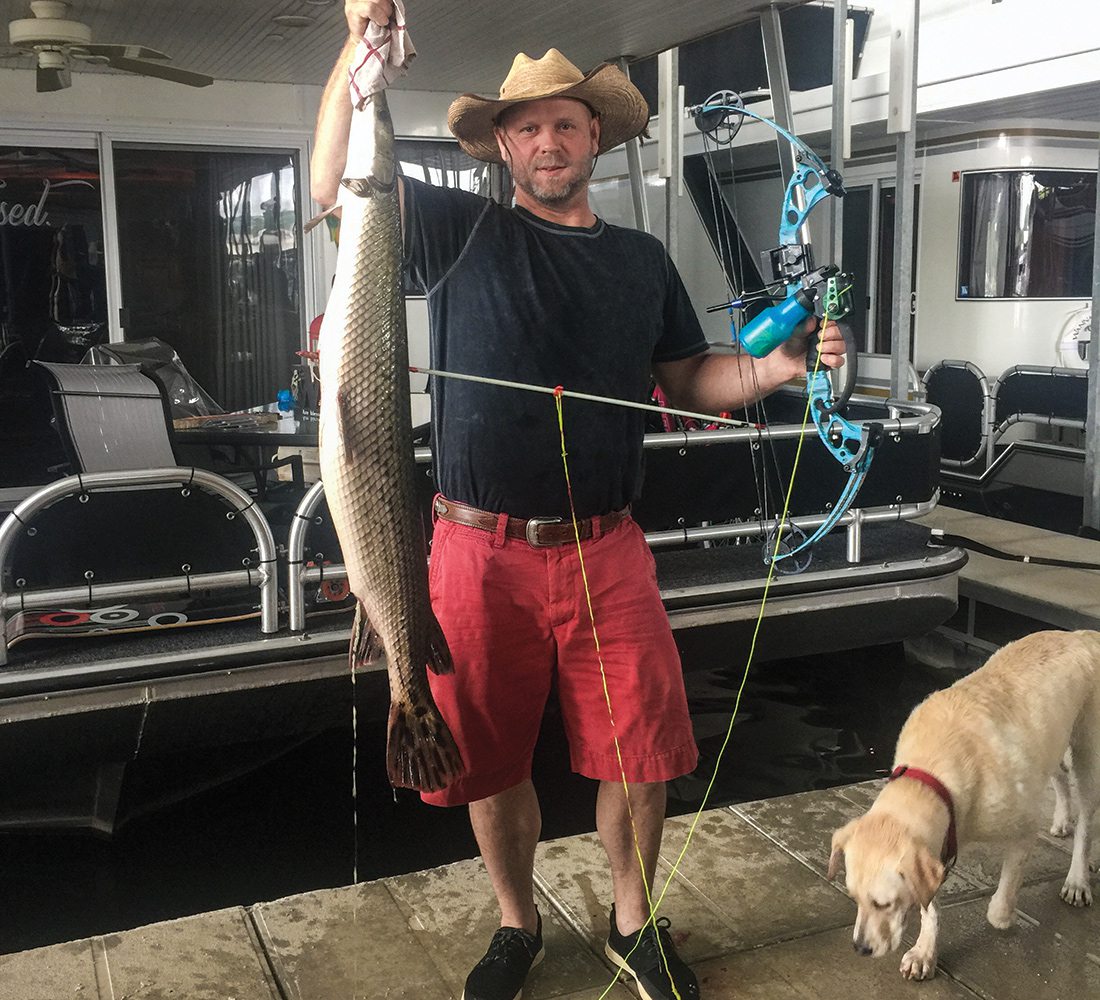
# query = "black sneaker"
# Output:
<box><xmin>605</xmin><ymin>906</ymin><xmax>700</xmax><ymax>1000</ymax></box>
<box><xmin>462</xmin><ymin>913</ymin><xmax>544</xmax><ymax>1000</ymax></box>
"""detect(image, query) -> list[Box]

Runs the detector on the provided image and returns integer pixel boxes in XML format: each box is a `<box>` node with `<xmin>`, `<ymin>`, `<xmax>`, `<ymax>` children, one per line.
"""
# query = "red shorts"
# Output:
<box><xmin>422</xmin><ymin>511</ymin><xmax>698</xmax><ymax>807</ymax></box>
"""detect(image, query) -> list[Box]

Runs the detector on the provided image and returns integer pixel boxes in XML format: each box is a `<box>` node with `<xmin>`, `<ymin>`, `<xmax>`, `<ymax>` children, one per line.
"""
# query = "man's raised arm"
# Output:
<box><xmin>310</xmin><ymin>0</ymin><xmax>396</xmax><ymax>208</ymax></box>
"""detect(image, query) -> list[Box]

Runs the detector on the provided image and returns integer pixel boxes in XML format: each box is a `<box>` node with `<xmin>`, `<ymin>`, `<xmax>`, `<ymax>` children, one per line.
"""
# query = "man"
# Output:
<box><xmin>313</xmin><ymin>4</ymin><xmax>846</xmax><ymax>999</ymax></box>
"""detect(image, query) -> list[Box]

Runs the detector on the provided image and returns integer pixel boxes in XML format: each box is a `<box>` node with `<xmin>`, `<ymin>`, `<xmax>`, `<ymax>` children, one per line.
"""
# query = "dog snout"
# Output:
<box><xmin>852</xmin><ymin>939</ymin><xmax>874</xmax><ymax>957</ymax></box>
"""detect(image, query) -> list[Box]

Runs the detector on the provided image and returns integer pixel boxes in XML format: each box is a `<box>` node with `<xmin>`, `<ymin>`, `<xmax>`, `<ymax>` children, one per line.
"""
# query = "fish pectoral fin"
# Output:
<box><xmin>426</xmin><ymin>613</ymin><xmax>455</xmax><ymax>676</ymax></box>
<box><xmin>351</xmin><ymin>602</ymin><xmax>386</xmax><ymax>666</ymax></box>
<box><xmin>386</xmin><ymin>700</ymin><xmax>465</xmax><ymax>792</ymax></box>
<box><xmin>304</xmin><ymin>203</ymin><xmax>339</xmax><ymax>234</ymax></box>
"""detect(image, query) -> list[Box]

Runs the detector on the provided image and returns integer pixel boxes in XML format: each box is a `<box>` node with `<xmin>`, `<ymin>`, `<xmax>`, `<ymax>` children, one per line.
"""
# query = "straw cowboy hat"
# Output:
<box><xmin>447</xmin><ymin>48</ymin><xmax>650</xmax><ymax>164</ymax></box>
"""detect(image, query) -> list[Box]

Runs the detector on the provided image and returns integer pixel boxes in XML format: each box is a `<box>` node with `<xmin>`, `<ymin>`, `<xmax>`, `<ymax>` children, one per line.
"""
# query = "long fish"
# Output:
<box><xmin>317</xmin><ymin>88</ymin><xmax>463</xmax><ymax>792</ymax></box>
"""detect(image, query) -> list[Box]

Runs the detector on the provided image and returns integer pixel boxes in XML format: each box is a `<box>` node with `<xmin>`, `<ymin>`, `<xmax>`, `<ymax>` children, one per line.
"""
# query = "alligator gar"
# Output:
<box><xmin>317</xmin><ymin>89</ymin><xmax>463</xmax><ymax>792</ymax></box>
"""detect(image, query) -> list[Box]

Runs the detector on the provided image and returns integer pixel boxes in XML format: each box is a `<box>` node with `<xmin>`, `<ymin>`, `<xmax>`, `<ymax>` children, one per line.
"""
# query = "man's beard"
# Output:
<box><xmin>512</xmin><ymin>152</ymin><xmax>594</xmax><ymax>207</ymax></box>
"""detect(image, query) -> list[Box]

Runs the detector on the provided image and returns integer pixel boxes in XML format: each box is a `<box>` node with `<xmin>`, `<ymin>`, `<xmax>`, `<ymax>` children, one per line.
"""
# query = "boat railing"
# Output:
<box><xmin>286</xmin><ymin>399</ymin><xmax>941</xmax><ymax>631</ymax></box>
<box><xmin>923</xmin><ymin>361</ymin><xmax>1087</xmax><ymax>476</ymax></box>
<box><xmin>2</xmin><ymin>400</ymin><xmax>942</xmax><ymax>649</ymax></box>
<box><xmin>0</xmin><ymin>468</ymin><xmax>280</xmax><ymax>667</ymax></box>
<box><xmin>286</xmin><ymin>479</ymin><xmax>347</xmax><ymax>635</ymax></box>
<box><xmin>986</xmin><ymin>365</ymin><xmax>1087</xmax><ymax>468</ymax></box>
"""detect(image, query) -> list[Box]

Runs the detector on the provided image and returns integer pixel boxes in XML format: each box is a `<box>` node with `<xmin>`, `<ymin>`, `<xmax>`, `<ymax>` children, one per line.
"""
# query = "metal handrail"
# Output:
<box><xmin>643</xmin><ymin>490</ymin><xmax>939</xmax><ymax>551</ymax></box>
<box><xmin>287</xmin><ymin>487</ymin><xmax>941</xmax><ymax>631</ymax></box>
<box><xmin>986</xmin><ymin>365</ymin><xmax>1087</xmax><ymax>467</ymax></box>
<box><xmin>286</xmin><ymin>480</ymin><xmax>343</xmax><ymax>634</ymax></box>
<box><xmin>922</xmin><ymin>359</ymin><xmax>991</xmax><ymax>468</ymax></box>
<box><xmin>0</xmin><ymin>467</ymin><xmax>279</xmax><ymax>666</ymax></box>
<box><xmin>287</xmin><ymin>401</ymin><xmax>942</xmax><ymax>630</ymax></box>
<box><xmin>408</xmin><ymin>399</ymin><xmax>938</xmax><ymax>462</ymax></box>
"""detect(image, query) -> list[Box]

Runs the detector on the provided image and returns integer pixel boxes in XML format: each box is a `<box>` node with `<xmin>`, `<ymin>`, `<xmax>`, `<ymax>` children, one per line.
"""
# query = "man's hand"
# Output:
<box><xmin>781</xmin><ymin>317</ymin><xmax>847</xmax><ymax>374</ymax></box>
<box><xmin>810</xmin><ymin>318</ymin><xmax>847</xmax><ymax>369</ymax></box>
<box><xmin>346</xmin><ymin>0</ymin><xmax>393</xmax><ymax>37</ymax></box>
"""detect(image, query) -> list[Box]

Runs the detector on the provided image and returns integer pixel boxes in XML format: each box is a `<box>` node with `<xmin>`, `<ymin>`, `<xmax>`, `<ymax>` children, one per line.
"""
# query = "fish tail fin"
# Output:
<box><xmin>386</xmin><ymin>700</ymin><xmax>464</xmax><ymax>792</ymax></box>
<box><xmin>350</xmin><ymin>602</ymin><xmax>385</xmax><ymax>667</ymax></box>
<box><xmin>426</xmin><ymin>611</ymin><xmax>455</xmax><ymax>676</ymax></box>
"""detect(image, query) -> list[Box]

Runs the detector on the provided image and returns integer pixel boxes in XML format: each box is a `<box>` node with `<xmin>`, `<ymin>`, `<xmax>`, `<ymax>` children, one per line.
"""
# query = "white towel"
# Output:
<box><xmin>348</xmin><ymin>0</ymin><xmax>415</xmax><ymax>106</ymax></box>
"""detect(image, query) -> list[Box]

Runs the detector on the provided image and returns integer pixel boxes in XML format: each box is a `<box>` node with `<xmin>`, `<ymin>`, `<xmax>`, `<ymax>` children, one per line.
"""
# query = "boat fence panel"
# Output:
<box><xmin>992</xmin><ymin>366</ymin><xmax>1088</xmax><ymax>430</ymax></box>
<box><xmin>0</xmin><ymin>468</ymin><xmax>279</xmax><ymax>666</ymax></box>
<box><xmin>987</xmin><ymin>365</ymin><xmax>1088</xmax><ymax>467</ymax></box>
<box><xmin>922</xmin><ymin>360</ymin><xmax>990</xmax><ymax>468</ymax></box>
<box><xmin>286</xmin><ymin>400</ymin><xmax>943</xmax><ymax>631</ymax></box>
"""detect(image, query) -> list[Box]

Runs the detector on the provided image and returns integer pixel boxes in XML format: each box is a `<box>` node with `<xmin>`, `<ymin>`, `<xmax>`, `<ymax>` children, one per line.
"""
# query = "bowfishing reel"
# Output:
<box><xmin>737</xmin><ymin>266</ymin><xmax>854</xmax><ymax>359</ymax></box>
<box><xmin>692</xmin><ymin>90</ymin><xmax>746</xmax><ymax>144</ymax></box>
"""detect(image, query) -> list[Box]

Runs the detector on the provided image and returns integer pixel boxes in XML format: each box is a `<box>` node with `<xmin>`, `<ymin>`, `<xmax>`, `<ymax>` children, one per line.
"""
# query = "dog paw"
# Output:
<box><xmin>986</xmin><ymin>897</ymin><xmax>1018</xmax><ymax>929</ymax></box>
<box><xmin>900</xmin><ymin>948</ymin><xmax>937</xmax><ymax>980</ymax></box>
<box><xmin>1049</xmin><ymin>819</ymin><xmax>1074</xmax><ymax>838</ymax></box>
<box><xmin>1060</xmin><ymin>879</ymin><xmax>1093</xmax><ymax>907</ymax></box>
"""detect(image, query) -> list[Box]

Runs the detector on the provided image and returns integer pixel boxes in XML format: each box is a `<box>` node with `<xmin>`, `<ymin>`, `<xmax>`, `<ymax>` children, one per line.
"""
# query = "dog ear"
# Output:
<box><xmin>828</xmin><ymin>820</ymin><xmax>856</xmax><ymax>879</ymax></box>
<box><xmin>903</xmin><ymin>844</ymin><xmax>945</xmax><ymax>909</ymax></box>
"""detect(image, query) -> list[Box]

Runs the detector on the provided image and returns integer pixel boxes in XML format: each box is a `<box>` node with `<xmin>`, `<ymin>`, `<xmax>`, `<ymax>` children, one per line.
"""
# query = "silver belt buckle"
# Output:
<box><xmin>525</xmin><ymin>516</ymin><xmax>562</xmax><ymax>547</ymax></box>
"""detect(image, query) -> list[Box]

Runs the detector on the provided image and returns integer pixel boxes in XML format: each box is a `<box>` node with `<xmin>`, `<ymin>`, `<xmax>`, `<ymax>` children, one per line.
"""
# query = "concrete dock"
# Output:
<box><xmin>2</xmin><ymin>779</ymin><xmax>1096</xmax><ymax>1000</ymax></box>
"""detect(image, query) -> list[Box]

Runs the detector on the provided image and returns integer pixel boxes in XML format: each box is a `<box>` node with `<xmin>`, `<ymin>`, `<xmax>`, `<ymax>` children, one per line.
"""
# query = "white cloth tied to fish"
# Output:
<box><xmin>348</xmin><ymin>0</ymin><xmax>415</xmax><ymax>106</ymax></box>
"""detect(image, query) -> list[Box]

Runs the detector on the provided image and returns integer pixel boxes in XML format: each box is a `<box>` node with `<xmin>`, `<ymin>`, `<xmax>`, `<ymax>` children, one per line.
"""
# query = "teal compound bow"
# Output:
<box><xmin>689</xmin><ymin>90</ymin><xmax>883</xmax><ymax>567</ymax></box>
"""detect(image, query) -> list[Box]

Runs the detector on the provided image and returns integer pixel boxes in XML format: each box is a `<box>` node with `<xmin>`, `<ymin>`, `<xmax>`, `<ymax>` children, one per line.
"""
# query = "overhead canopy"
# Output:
<box><xmin>0</xmin><ymin>0</ymin><xmax>808</xmax><ymax>92</ymax></box>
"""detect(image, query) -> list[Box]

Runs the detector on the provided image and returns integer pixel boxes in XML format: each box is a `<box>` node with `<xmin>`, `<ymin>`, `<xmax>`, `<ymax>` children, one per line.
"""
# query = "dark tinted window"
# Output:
<box><xmin>112</xmin><ymin>146</ymin><xmax>303</xmax><ymax>412</ymax></box>
<box><xmin>396</xmin><ymin>138</ymin><xmax>496</xmax><ymax>197</ymax></box>
<box><xmin>0</xmin><ymin>146</ymin><xmax>106</xmax><ymax>490</ymax></box>
<box><xmin>958</xmin><ymin>170</ymin><xmax>1096</xmax><ymax>299</ymax></box>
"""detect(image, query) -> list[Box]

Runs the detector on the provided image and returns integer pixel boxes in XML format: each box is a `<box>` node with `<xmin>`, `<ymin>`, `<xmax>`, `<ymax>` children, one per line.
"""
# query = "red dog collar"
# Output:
<box><xmin>888</xmin><ymin>765</ymin><xmax>958</xmax><ymax>868</ymax></box>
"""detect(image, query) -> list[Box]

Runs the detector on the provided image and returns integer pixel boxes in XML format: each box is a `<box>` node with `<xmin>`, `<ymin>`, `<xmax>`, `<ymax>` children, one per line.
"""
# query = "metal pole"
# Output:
<box><xmin>618</xmin><ymin>57</ymin><xmax>651</xmax><ymax>235</ymax></box>
<box><xmin>98</xmin><ymin>133</ymin><xmax>126</xmax><ymax>342</ymax></box>
<box><xmin>760</xmin><ymin>6</ymin><xmax>797</xmax><ymax>184</ymax></box>
<box><xmin>657</xmin><ymin>48</ymin><xmax>680</xmax><ymax>259</ymax></box>
<box><xmin>888</xmin><ymin>0</ymin><xmax>920</xmax><ymax>399</ymax></box>
<box><xmin>1084</xmin><ymin>138</ymin><xmax>1100</xmax><ymax>530</ymax></box>
<box><xmin>761</xmin><ymin>5</ymin><xmax>806</xmax><ymax>245</ymax></box>
<box><xmin>829</xmin><ymin>0</ymin><xmax>851</xmax><ymax>265</ymax></box>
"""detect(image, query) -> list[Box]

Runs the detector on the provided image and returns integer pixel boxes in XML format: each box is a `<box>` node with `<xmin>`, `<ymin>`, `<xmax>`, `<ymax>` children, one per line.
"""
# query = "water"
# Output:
<box><xmin>0</xmin><ymin>638</ymin><xmax>950</xmax><ymax>956</ymax></box>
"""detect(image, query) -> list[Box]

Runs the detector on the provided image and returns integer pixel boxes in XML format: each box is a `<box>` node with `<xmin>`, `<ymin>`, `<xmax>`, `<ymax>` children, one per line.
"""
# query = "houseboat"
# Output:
<box><xmin>0</xmin><ymin>0</ymin><xmax>1094</xmax><ymax>832</ymax></box>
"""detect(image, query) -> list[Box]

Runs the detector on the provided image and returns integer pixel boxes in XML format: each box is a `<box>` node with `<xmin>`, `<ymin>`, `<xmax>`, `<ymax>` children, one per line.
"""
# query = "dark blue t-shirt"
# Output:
<box><xmin>403</xmin><ymin>176</ymin><xmax>707</xmax><ymax>520</ymax></box>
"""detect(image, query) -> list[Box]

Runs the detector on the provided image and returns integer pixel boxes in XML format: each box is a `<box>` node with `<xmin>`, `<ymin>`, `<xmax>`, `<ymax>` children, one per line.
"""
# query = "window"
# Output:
<box><xmin>112</xmin><ymin>145</ymin><xmax>304</xmax><ymax>413</ymax></box>
<box><xmin>394</xmin><ymin>138</ymin><xmax>507</xmax><ymax>302</ymax></box>
<box><xmin>958</xmin><ymin>170</ymin><xmax>1096</xmax><ymax>299</ymax></box>
<box><xmin>0</xmin><ymin>145</ymin><xmax>107</xmax><ymax>489</ymax></box>
<box><xmin>874</xmin><ymin>184</ymin><xmax>919</xmax><ymax>357</ymax></box>
<box><xmin>840</xmin><ymin>186</ymin><xmax>871</xmax><ymax>350</ymax></box>
<box><xmin>396</xmin><ymin>138</ymin><xmax>498</xmax><ymax>198</ymax></box>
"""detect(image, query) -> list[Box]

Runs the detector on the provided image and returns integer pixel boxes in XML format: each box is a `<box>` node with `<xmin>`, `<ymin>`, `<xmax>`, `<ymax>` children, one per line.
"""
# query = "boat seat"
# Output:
<box><xmin>35</xmin><ymin>361</ymin><xmax>178</xmax><ymax>473</ymax></box>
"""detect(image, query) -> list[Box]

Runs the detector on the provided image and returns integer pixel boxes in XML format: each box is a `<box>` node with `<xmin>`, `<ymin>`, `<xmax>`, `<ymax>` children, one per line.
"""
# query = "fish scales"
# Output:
<box><xmin>318</xmin><ymin>90</ymin><xmax>463</xmax><ymax>792</ymax></box>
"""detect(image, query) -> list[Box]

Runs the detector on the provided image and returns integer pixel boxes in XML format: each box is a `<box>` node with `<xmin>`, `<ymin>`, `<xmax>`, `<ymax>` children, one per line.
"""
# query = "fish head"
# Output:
<box><xmin>344</xmin><ymin>90</ymin><xmax>397</xmax><ymax>194</ymax></box>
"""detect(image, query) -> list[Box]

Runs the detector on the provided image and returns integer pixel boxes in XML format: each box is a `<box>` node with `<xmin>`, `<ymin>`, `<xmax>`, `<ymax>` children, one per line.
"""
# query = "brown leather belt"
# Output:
<box><xmin>433</xmin><ymin>496</ymin><xmax>630</xmax><ymax>548</ymax></box>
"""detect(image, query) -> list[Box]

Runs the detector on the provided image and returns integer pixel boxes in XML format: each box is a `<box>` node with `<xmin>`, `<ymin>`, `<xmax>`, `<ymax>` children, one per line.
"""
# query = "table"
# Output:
<box><xmin>173</xmin><ymin>412</ymin><xmax>320</xmax><ymax>495</ymax></box>
<box><xmin>174</xmin><ymin>413</ymin><xmax>320</xmax><ymax>448</ymax></box>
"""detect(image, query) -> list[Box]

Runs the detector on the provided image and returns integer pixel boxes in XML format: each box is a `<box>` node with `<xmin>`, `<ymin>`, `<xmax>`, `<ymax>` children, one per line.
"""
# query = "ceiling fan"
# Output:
<box><xmin>8</xmin><ymin>0</ymin><xmax>213</xmax><ymax>92</ymax></box>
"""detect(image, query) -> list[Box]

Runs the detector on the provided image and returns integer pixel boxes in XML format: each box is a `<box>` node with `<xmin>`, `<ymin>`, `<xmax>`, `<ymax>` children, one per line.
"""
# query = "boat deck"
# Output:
<box><xmin>3</xmin><ymin>779</ymin><xmax>1095</xmax><ymax>999</ymax></box>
